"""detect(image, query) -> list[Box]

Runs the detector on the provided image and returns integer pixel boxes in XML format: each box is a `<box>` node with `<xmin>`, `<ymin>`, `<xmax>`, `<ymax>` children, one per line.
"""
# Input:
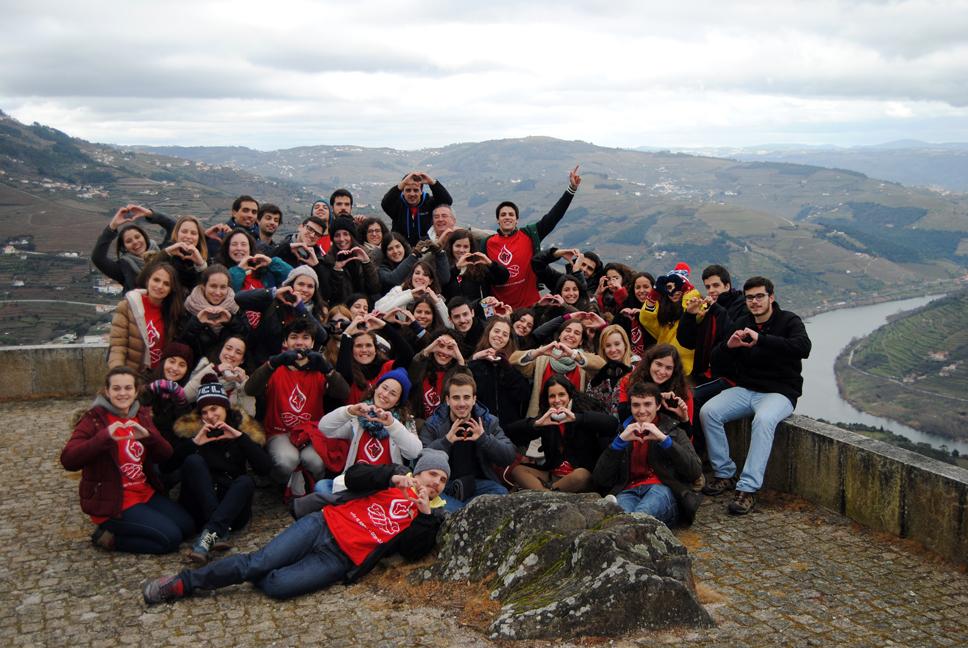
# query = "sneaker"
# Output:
<box><xmin>727</xmin><ymin>490</ymin><xmax>756</xmax><ymax>515</ymax></box>
<box><xmin>602</xmin><ymin>494</ymin><xmax>619</xmax><ymax>506</ymax></box>
<box><xmin>188</xmin><ymin>529</ymin><xmax>218</xmax><ymax>564</ymax></box>
<box><xmin>702</xmin><ymin>476</ymin><xmax>736</xmax><ymax>496</ymax></box>
<box><xmin>142</xmin><ymin>575</ymin><xmax>186</xmax><ymax>605</ymax></box>
<box><xmin>212</xmin><ymin>532</ymin><xmax>231</xmax><ymax>552</ymax></box>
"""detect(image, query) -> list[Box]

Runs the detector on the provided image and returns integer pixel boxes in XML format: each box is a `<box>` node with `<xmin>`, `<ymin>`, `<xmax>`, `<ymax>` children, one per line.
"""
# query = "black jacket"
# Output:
<box><xmin>381</xmin><ymin>181</ymin><xmax>453</xmax><ymax>246</ymax></box>
<box><xmin>710</xmin><ymin>303</ymin><xmax>811</xmax><ymax>406</ymax></box>
<box><xmin>468</xmin><ymin>357</ymin><xmax>531</xmax><ymax>428</ymax></box>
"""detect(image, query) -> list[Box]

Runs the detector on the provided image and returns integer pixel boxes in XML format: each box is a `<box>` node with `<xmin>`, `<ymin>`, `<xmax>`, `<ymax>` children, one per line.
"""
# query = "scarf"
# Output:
<box><xmin>92</xmin><ymin>394</ymin><xmax>141</xmax><ymax>419</ymax></box>
<box><xmin>356</xmin><ymin>399</ymin><xmax>402</xmax><ymax>440</ymax></box>
<box><xmin>549</xmin><ymin>352</ymin><xmax>578</xmax><ymax>374</ymax></box>
<box><xmin>184</xmin><ymin>284</ymin><xmax>240</xmax><ymax>334</ymax></box>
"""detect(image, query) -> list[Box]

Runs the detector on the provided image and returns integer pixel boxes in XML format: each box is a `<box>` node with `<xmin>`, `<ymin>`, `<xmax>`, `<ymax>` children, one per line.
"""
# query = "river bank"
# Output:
<box><xmin>798</xmin><ymin>293</ymin><xmax>968</xmax><ymax>456</ymax></box>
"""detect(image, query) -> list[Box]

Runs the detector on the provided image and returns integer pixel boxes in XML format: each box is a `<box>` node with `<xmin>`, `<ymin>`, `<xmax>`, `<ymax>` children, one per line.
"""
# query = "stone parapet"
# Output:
<box><xmin>0</xmin><ymin>344</ymin><xmax>108</xmax><ymax>401</ymax></box>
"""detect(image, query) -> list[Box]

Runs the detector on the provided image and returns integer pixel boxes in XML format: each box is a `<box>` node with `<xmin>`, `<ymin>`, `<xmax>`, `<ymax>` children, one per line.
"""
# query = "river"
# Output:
<box><xmin>796</xmin><ymin>294</ymin><xmax>968</xmax><ymax>454</ymax></box>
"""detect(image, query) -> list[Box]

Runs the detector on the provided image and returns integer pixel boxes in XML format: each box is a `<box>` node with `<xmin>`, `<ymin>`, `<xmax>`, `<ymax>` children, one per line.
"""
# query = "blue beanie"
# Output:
<box><xmin>377</xmin><ymin>367</ymin><xmax>412</xmax><ymax>403</ymax></box>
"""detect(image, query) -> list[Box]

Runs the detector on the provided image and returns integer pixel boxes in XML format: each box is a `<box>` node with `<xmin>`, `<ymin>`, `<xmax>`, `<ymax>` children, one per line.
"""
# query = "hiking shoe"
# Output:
<box><xmin>702</xmin><ymin>476</ymin><xmax>736</xmax><ymax>496</ymax></box>
<box><xmin>91</xmin><ymin>527</ymin><xmax>115</xmax><ymax>551</ymax></box>
<box><xmin>142</xmin><ymin>575</ymin><xmax>186</xmax><ymax>605</ymax></box>
<box><xmin>188</xmin><ymin>529</ymin><xmax>218</xmax><ymax>564</ymax></box>
<box><xmin>727</xmin><ymin>490</ymin><xmax>756</xmax><ymax>515</ymax></box>
<box><xmin>602</xmin><ymin>494</ymin><xmax>619</xmax><ymax>506</ymax></box>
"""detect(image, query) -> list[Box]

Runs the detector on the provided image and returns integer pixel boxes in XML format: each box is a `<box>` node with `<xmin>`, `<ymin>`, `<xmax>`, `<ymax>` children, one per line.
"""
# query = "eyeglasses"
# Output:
<box><xmin>745</xmin><ymin>293</ymin><xmax>770</xmax><ymax>302</ymax></box>
<box><xmin>304</xmin><ymin>227</ymin><xmax>324</xmax><ymax>238</ymax></box>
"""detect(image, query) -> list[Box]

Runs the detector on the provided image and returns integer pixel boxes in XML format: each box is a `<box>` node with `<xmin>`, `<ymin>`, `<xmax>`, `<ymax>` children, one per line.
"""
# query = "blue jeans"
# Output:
<box><xmin>182</xmin><ymin>512</ymin><xmax>352</xmax><ymax>600</ymax></box>
<box><xmin>313</xmin><ymin>479</ymin><xmax>334</xmax><ymax>496</ymax></box>
<box><xmin>616</xmin><ymin>483</ymin><xmax>678</xmax><ymax>526</ymax></box>
<box><xmin>700</xmin><ymin>386</ymin><xmax>794</xmax><ymax>493</ymax></box>
<box><xmin>100</xmin><ymin>494</ymin><xmax>194</xmax><ymax>554</ymax></box>
<box><xmin>442</xmin><ymin>479</ymin><xmax>508</xmax><ymax>513</ymax></box>
<box><xmin>178</xmin><ymin>454</ymin><xmax>256</xmax><ymax>537</ymax></box>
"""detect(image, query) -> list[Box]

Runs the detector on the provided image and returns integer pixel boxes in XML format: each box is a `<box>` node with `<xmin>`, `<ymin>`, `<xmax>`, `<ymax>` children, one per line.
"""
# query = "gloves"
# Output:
<box><xmin>269</xmin><ymin>350</ymin><xmax>300</xmax><ymax>369</ymax></box>
<box><xmin>304</xmin><ymin>351</ymin><xmax>333</xmax><ymax>374</ymax></box>
<box><xmin>147</xmin><ymin>379</ymin><xmax>187</xmax><ymax>406</ymax></box>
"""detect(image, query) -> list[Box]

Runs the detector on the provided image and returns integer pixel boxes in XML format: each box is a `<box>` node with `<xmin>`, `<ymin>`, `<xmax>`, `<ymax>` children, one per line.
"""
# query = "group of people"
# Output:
<box><xmin>62</xmin><ymin>165</ymin><xmax>812</xmax><ymax>605</ymax></box>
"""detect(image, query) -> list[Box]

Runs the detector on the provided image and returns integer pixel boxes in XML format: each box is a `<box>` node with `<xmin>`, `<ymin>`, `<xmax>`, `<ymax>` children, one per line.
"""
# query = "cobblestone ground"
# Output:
<box><xmin>3</xmin><ymin>399</ymin><xmax>967</xmax><ymax>647</ymax></box>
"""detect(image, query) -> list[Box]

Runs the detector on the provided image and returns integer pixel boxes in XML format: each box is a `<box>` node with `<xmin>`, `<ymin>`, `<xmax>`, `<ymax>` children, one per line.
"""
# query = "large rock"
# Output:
<box><xmin>413</xmin><ymin>491</ymin><xmax>713</xmax><ymax>640</ymax></box>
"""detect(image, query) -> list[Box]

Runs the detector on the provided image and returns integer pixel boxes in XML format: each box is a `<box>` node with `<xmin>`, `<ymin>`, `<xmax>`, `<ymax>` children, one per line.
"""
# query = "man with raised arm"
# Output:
<box><xmin>485</xmin><ymin>166</ymin><xmax>581</xmax><ymax>309</ymax></box>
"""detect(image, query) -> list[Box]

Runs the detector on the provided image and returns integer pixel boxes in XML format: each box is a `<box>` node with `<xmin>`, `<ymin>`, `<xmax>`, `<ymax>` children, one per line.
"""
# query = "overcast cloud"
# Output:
<box><xmin>2</xmin><ymin>0</ymin><xmax>967</xmax><ymax>149</ymax></box>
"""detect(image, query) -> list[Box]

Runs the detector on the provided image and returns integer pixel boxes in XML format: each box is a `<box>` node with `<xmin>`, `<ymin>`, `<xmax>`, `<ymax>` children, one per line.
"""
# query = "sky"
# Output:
<box><xmin>2</xmin><ymin>0</ymin><xmax>968</xmax><ymax>151</ymax></box>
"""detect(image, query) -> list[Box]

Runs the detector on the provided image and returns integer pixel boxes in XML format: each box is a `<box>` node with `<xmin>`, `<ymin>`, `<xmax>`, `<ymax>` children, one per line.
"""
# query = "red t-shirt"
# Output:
<box><xmin>421</xmin><ymin>371</ymin><xmax>446</xmax><ymax>420</ymax></box>
<box><xmin>353</xmin><ymin>433</ymin><xmax>392</xmax><ymax>466</ymax></box>
<box><xmin>627</xmin><ymin>438</ymin><xmax>661</xmax><ymax>489</ymax></box>
<box><xmin>541</xmin><ymin>363</ymin><xmax>582</xmax><ymax>395</ymax></box>
<box><xmin>264</xmin><ymin>366</ymin><xmax>327</xmax><ymax>443</ymax></box>
<box><xmin>323</xmin><ymin>486</ymin><xmax>419</xmax><ymax>565</ymax></box>
<box><xmin>90</xmin><ymin>414</ymin><xmax>155</xmax><ymax>524</ymax></box>
<box><xmin>242</xmin><ymin>274</ymin><xmax>265</xmax><ymax>328</ymax></box>
<box><xmin>141</xmin><ymin>294</ymin><xmax>165</xmax><ymax>368</ymax></box>
<box><xmin>486</xmin><ymin>230</ymin><xmax>539</xmax><ymax>308</ymax></box>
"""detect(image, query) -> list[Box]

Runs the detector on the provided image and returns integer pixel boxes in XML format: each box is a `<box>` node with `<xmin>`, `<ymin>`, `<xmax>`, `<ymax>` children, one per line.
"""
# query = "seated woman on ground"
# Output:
<box><xmin>91</xmin><ymin>204</ymin><xmax>176</xmax><ymax>291</ymax></box>
<box><xmin>180</xmin><ymin>264</ymin><xmax>250</xmax><ymax>363</ymax></box>
<box><xmin>185</xmin><ymin>335</ymin><xmax>256</xmax><ymax>418</ymax></box>
<box><xmin>60</xmin><ymin>367</ymin><xmax>194</xmax><ymax>554</ymax></box>
<box><xmin>617</xmin><ymin>343</ymin><xmax>692</xmax><ymax>425</ymax></box>
<box><xmin>586</xmin><ymin>324</ymin><xmax>638</xmax><ymax>419</ymax></box>
<box><xmin>109</xmin><ymin>262</ymin><xmax>184</xmax><ymax>375</ymax></box>
<box><xmin>374</xmin><ymin>261</ymin><xmax>451</xmax><ymax>328</ymax></box>
<box><xmin>220</xmin><ymin>228</ymin><xmax>293</xmax><ymax>328</ymax></box>
<box><xmin>139</xmin><ymin>342</ymin><xmax>196</xmax><ymax>483</ymax></box>
<box><xmin>511</xmin><ymin>315</ymin><xmax>607</xmax><ymax>417</ymax></box>
<box><xmin>440</xmin><ymin>228</ymin><xmax>509</xmax><ymax>313</ymax></box>
<box><xmin>173</xmin><ymin>376</ymin><xmax>271</xmax><ymax>563</ymax></box>
<box><xmin>506</xmin><ymin>375</ymin><xmax>618</xmax><ymax>493</ymax></box>
<box><xmin>311</xmin><ymin>368</ymin><xmax>422</xmax><ymax>496</ymax></box>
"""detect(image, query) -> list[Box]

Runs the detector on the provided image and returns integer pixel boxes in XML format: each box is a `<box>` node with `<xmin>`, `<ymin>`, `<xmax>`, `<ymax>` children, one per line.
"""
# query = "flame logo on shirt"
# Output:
<box><xmin>145</xmin><ymin>320</ymin><xmax>161</xmax><ymax>364</ymax></box>
<box><xmin>497</xmin><ymin>244</ymin><xmax>520</xmax><ymax>278</ymax></box>
<box><xmin>388</xmin><ymin>498</ymin><xmax>412</xmax><ymax>520</ymax></box>
<box><xmin>289</xmin><ymin>384</ymin><xmax>306</xmax><ymax>412</ymax></box>
<box><xmin>363</xmin><ymin>436</ymin><xmax>384</xmax><ymax>462</ymax></box>
<box><xmin>125</xmin><ymin>439</ymin><xmax>144</xmax><ymax>461</ymax></box>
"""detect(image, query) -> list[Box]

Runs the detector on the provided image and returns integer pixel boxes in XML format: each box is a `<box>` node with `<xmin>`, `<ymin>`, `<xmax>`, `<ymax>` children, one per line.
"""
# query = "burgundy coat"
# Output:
<box><xmin>60</xmin><ymin>405</ymin><xmax>172</xmax><ymax>519</ymax></box>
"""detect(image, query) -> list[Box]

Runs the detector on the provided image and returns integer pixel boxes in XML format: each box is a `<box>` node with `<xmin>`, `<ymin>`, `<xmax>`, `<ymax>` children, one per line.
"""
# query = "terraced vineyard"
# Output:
<box><xmin>836</xmin><ymin>289</ymin><xmax>968</xmax><ymax>443</ymax></box>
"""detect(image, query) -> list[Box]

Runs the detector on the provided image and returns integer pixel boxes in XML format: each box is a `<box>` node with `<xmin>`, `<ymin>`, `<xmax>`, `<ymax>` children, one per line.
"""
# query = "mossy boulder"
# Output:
<box><xmin>413</xmin><ymin>491</ymin><xmax>713</xmax><ymax>640</ymax></box>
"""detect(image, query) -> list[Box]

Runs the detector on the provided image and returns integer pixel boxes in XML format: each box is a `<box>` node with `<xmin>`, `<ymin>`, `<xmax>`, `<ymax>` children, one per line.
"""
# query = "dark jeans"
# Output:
<box><xmin>691</xmin><ymin>378</ymin><xmax>730</xmax><ymax>460</ymax></box>
<box><xmin>442</xmin><ymin>478</ymin><xmax>508</xmax><ymax>513</ymax></box>
<box><xmin>181</xmin><ymin>511</ymin><xmax>352</xmax><ymax>600</ymax></box>
<box><xmin>178</xmin><ymin>454</ymin><xmax>255</xmax><ymax>537</ymax></box>
<box><xmin>99</xmin><ymin>494</ymin><xmax>194</xmax><ymax>554</ymax></box>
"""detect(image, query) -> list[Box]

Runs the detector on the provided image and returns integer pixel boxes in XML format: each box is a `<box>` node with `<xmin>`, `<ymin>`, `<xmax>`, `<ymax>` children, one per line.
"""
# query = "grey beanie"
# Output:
<box><xmin>283</xmin><ymin>265</ymin><xmax>318</xmax><ymax>288</ymax></box>
<box><xmin>413</xmin><ymin>448</ymin><xmax>450</xmax><ymax>478</ymax></box>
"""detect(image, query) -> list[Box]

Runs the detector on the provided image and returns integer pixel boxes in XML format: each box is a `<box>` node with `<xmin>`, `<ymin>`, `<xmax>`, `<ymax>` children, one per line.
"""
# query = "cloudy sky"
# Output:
<box><xmin>2</xmin><ymin>0</ymin><xmax>967</xmax><ymax>150</ymax></box>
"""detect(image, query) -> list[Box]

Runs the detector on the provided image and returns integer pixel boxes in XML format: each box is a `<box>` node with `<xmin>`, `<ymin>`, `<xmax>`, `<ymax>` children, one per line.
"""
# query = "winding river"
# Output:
<box><xmin>796</xmin><ymin>295</ymin><xmax>968</xmax><ymax>454</ymax></box>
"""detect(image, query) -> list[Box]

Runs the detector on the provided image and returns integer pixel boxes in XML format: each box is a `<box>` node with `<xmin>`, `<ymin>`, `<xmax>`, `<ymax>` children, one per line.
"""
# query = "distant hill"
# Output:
<box><xmin>654</xmin><ymin>142</ymin><xmax>968</xmax><ymax>192</ymax></box>
<box><xmin>836</xmin><ymin>289</ymin><xmax>968</xmax><ymax>443</ymax></box>
<box><xmin>134</xmin><ymin>136</ymin><xmax>968</xmax><ymax>313</ymax></box>
<box><xmin>2</xmin><ymin>112</ymin><xmax>968</xmax><ymax>343</ymax></box>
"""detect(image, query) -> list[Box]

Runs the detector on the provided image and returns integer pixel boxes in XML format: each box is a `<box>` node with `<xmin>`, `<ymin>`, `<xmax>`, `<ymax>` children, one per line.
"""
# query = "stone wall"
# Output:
<box><xmin>3</xmin><ymin>344</ymin><xmax>966</xmax><ymax>564</ymax></box>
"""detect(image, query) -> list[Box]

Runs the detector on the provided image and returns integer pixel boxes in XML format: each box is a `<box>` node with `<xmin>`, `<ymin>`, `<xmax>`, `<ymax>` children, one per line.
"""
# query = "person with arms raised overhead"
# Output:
<box><xmin>485</xmin><ymin>166</ymin><xmax>581</xmax><ymax>309</ymax></box>
<box><xmin>381</xmin><ymin>171</ymin><xmax>453</xmax><ymax>247</ymax></box>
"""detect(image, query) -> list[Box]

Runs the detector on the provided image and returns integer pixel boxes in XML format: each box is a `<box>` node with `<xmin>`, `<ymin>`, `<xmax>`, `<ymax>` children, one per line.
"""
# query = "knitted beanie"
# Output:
<box><xmin>196</xmin><ymin>374</ymin><xmax>230</xmax><ymax>411</ymax></box>
<box><xmin>377</xmin><ymin>367</ymin><xmax>412</xmax><ymax>403</ymax></box>
<box><xmin>413</xmin><ymin>448</ymin><xmax>451</xmax><ymax>478</ymax></box>
<box><xmin>283</xmin><ymin>265</ymin><xmax>318</xmax><ymax>288</ymax></box>
<box><xmin>160</xmin><ymin>341</ymin><xmax>194</xmax><ymax>369</ymax></box>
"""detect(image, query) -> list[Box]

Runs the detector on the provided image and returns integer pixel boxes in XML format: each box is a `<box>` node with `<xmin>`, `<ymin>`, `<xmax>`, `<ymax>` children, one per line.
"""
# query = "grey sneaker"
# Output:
<box><xmin>727</xmin><ymin>490</ymin><xmax>756</xmax><ymax>515</ymax></box>
<box><xmin>188</xmin><ymin>529</ymin><xmax>218</xmax><ymax>564</ymax></box>
<box><xmin>142</xmin><ymin>575</ymin><xmax>186</xmax><ymax>605</ymax></box>
<box><xmin>702</xmin><ymin>476</ymin><xmax>736</xmax><ymax>496</ymax></box>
